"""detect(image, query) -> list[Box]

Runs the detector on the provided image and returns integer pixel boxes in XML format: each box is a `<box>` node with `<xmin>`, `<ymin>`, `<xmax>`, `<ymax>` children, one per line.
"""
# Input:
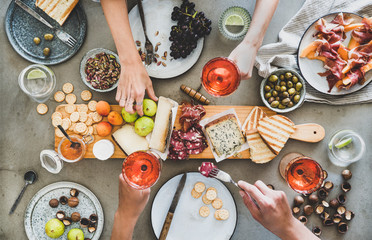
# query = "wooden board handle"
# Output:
<box><xmin>290</xmin><ymin>124</ymin><xmax>325</xmax><ymax>142</ymax></box>
<box><xmin>159</xmin><ymin>212</ymin><xmax>174</xmax><ymax>240</ymax></box>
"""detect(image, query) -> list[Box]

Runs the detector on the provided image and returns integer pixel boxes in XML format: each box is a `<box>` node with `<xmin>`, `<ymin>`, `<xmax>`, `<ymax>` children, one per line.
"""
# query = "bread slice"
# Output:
<box><xmin>242</xmin><ymin>107</ymin><xmax>267</xmax><ymax>134</ymax></box>
<box><xmin>112</xmin><ymin>125</ymin><xmax>149</xmax><ymax>155</ymax></box>
<box><xmin>257</xmin><ymin>115</ymin><xmax>295</xmax><ymax>155</ymax></box>
<box><xmin>246</xmin><ymin>132</ymin><xmax>276</xmax><ymax>164</ymax></box>
<box><xmin>149</xmin><ymin>97</ymin><xmax>174</xmax><ymax>153</ymax></box>
<box><xmin>205</xmin><ymin>114</ymin><xmax>245</xmax><ymax>157</ymax></box>
<box><xmin>36</xmin><ymin>0</ymin><xmax>79</xmax><ymax>26</ymax></box>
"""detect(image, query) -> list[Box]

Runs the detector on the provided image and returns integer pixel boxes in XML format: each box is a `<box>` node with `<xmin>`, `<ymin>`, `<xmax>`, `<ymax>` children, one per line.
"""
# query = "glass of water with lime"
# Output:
<box><xmin>218</xmin><ymin>6</ymin><xmax>251</xmax><ymax>41</ymax></box>
<box><xmin>18</xmin><ymin>64</ymin><xmax>56</xmax><ymax>103</ymax></box>
<box><xmin>327</xmin><ymin>130</ymin><xmax>365</xmax><ymax>167</ymax></box>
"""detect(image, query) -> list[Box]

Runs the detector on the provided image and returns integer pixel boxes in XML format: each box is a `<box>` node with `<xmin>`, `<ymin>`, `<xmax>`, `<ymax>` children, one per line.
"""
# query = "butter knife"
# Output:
<box><xmin>14</xmin><ymin>0</ymin><xmax>53</xmax><ymax>29</ymax></box>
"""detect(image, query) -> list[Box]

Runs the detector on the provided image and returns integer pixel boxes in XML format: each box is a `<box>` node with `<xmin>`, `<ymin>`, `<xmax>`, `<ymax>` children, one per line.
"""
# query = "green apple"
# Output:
<box><xmin>67</xmin><ymin>228</ymin><xmax>84</xmax><ymax>240</ymax></box>
<box><xmin>121</xmin><ymin>108</ymin><xmax>139</xmax><ymax>123</ymax></box>
<box><xmin>143</xmin><ymin>99</ymin><xmax>157</xmax><ymax>117</ymax></box>
<box><xmin>134</xmin><ymin>117</ymin><xmax>154</xmax><ymax>136</ymax></box>
<box><xmin>45</xmin><ymin>218</ymin><xmax>65</xmax><ymax>239</ymax></box>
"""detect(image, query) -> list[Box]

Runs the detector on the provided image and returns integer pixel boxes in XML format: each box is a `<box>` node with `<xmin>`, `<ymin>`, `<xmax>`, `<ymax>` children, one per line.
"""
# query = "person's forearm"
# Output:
<box><xmin>276</xmin><ymin>216</ymin><xmax>319</xmax><ymax>240</ymax></box>
<box><xmin>101</xmin><ymin>0</ymin><xmax>141</xmax><ymax>66</ymax></box>
<box><xmin>243</xmin><ymin>0</ymin><xmax>279</xmax><ymax>47</ymax></box>
<box><xmin>111</xmin><ymin>211</ymin><xmax>137</xmax><ymax>240</ymax></box>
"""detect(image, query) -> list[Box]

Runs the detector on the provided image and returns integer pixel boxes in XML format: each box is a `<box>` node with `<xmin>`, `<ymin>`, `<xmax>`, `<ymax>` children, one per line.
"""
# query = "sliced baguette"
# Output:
<box><xmin>149</xmin><ymin>97</ymin><xmax>174</xmax><ymax>153</ymax></box>
<box><xmin>246</xmin><ymin>131</ymin><xmax>276</xmax><ymax>164</ymax></box>
<box><xmin>242</xmin><ymin>107</ymin><xmax>267</xmax><ymax>134</ymax></box>
<box><xmin>257</xmin><ymin>115</ymin><xmax>295</xmax><ymax>155</ymax></box>
<box><xmin>36</xmin><ymin>0</ymin><xmax>79</xmax><ymax>26</ymax></box>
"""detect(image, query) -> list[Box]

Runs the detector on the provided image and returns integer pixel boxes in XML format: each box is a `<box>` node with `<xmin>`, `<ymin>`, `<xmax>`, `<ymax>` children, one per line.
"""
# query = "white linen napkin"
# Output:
<box><xmin>255</xmin><ymin>0</ymin><xmax>372</xmax><ymax>105</ymax></box>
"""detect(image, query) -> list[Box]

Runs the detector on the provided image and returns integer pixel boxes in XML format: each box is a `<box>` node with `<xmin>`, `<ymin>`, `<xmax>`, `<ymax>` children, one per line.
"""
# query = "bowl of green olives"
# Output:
<box><xmin>260</xmin><ymin>69</ymin><xmax>306</xmax><ymax>113</ymax></box>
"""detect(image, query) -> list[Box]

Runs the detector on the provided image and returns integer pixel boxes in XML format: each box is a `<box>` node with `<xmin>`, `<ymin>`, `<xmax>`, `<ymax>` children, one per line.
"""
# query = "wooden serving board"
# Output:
<box><xmin>55</xmin><ymin>105</ymin><xmax>275</xmax><ymax>159</ymax></box>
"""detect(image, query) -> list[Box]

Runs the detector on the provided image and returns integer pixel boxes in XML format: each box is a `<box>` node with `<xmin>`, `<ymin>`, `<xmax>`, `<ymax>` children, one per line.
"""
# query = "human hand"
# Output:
<box><xmin>238</xmin><ymin>180</ymin><xmax>317</xmax><ymax>240</ymax></box>
<box><xmin>116</xmin><ymin>61</ymin><xmax>158</xmax><ymax>116</ymax></box>
<box><xmin>228</xmin><ymin>41</ymin><xmax>259</xmax><ymax>80</ymax></box>
<box><xmin>116</xmin><ymin>174</ymin><xmax>151</xmax><ymax>220</ymax></box>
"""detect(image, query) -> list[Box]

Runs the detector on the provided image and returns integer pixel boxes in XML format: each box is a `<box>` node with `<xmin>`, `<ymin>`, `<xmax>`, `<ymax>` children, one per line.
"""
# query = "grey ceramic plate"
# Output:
<box><xmin>24</xmin><ymin>182</ymin><xmax>104</xmax><ymax>240</ymax></box>
<box><xmin>5</xmin><ymin>0</ymin><xmax>87</xmax><ymax>65</ymax></box>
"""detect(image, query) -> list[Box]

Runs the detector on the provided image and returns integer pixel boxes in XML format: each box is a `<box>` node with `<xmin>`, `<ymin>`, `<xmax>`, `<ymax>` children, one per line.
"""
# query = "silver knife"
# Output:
<box><xmin>159</xmin><ymin>173</ymin><xmax>187</xmax><ymax>240</ymax></box>
<box><xmin>14</xmin><ymin>0</ymin><xmax>54</xmax><ymax>29</ymax></box>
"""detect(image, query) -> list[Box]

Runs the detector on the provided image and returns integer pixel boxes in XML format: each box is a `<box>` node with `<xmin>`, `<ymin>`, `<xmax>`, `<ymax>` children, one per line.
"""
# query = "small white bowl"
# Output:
<box><xmin>93</xmin><ymin>139</ymin><xmax>115</xmax><ymax>160</ymax></box>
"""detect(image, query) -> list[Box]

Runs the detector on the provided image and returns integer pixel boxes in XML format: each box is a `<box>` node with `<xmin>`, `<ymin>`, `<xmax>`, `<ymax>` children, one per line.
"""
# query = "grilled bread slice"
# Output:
<box><xmin>36</xmin><ymin>0</ymin><xmax>79</xmax><ymax>26</ymax></box>
<box><xmin>205</xmin><ymin>114</ymin><xmax>245</xmax><ymax>157</ymax></box>
<box><xmin>246</xmin><ymin>131</ymin><xmax>276</xmax><ymax>163</ymax></box>
<box><xmin>257</xmin><ymin>115</ymin><xmax>295</xmax><ymax>155</ymax></box>
<box><xmin>242</xmin><ymin>107</ymin><xmax>267</xmax><ymax>134</ymax></box>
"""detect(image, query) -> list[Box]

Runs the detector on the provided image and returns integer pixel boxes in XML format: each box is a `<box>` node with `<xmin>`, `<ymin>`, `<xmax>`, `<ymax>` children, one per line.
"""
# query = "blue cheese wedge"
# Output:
<box><xmin>205</xmin><ymin>114</ymin><xmax>245</xmax><ymax>157</ymax></box>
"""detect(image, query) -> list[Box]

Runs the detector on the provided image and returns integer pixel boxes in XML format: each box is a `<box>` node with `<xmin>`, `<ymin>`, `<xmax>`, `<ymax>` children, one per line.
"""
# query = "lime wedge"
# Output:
<box><xmin>225</xmin><ymin>14</ymin><xmax>244</xmax><ymax>26</ymax></box>
<box><xmin>335</xmin><ymin>137</ymin><xmax>353</xmax><ymax>149</ymax></box>
<box><xmin>328</xmin><ymin>141</ymin><xmax>333</xmax><ymax>150</ymax></box>
<box><xmin>27</xmin><ymin>69</ymin><xmax>46</xmax><ymax>80</ymax></box>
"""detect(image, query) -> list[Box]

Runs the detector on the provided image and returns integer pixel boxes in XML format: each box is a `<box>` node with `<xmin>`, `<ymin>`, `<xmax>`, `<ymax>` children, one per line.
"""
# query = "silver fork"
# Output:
<box><xmin>15</xmin><ymin>0</ymin><xmax>77</xmax><ymax>48</ymax></box>
<box><xmin>137</xmin><ymin>0</ymin><xmax>153</xmax><ymax>65</ymax></box>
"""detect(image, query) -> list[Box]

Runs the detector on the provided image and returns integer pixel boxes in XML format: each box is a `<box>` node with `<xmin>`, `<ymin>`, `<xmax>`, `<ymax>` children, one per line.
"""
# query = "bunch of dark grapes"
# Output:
<box><xmin>169</xmin><ymin>0</ymin><xmax>212</xmax><ymax>59</ymax></box>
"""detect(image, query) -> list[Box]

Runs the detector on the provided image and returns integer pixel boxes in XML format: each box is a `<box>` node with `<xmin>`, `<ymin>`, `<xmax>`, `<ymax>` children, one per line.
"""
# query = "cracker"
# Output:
<box><xmin>62</xmin><ymin>83</ymin><xmax>74</xmax><ymax>94</ymax></box>
<box><xmin>191</xmin><ymin>189</ymin><xmax>202</xmax><ymax>199</ymax></box>
<box><xmin>52</xmin><ymin>116</ymin><xmax>62</xmax><ymax>127</ymax></box>
<box><xmin>77</xmin><ymin>104</ymin><xmax>88</xmax><ymax>113</ymax></box>
<box><xmin>69</xmin><ymin>122</ymin><xmax>76</xmax><ymax>131</ymax></box>
<box><xmin>92</xmin><ymin>112</ymin><xmax>102</xmax><ymax>123</ymax></box>
<box><xmin>51</xmin><ymin>111</ymin><xmax>62</xmax><ymax>119</ymax></box>
<box><xmin>214</xmin><ymin>210</ymin><xmax>221</xmax><ymax>220</ymax></box>
<box><xmin>79</xmin><ymin>112</ymin><xmax>88</xmax><ymax>122</ymax></box>
<box><xmin>88</xmin><ymin>126</ymin><xmax>94</xmax><ymax>135</ymax></box>
<box><xmin>88</xmin><ymin>100</ymin><xmax>97</xmax><ymax>111</ymax></box>
<box><xmin>194</xmin><ymin>182</ymin><xmax>206</xmax><ymax>193</ymax></box>
<box><xmin>55</xmin><ymin>128</ymin><xmax>64</xmax><ymax>138</ymax></box>
<box><xmin>92</xmin><ymin>124</ymin><xmax>98</xmax><ymax>135</ymax></box>
<box><xmin>202</xmin><ymin>194</ymin><xmax>212</xmax><ymax>205</ymax></box>
<box><xmin>61</xmin><ymin>118</ymin><xmax>71</xmax><ymax>130</ymax></box>
<box><xmin>199</xmin><ymin>206</ymin><xmax>210</xmax><ymax>218</ymax></box>
<box><xmin>215</xmin><ymin>209</ymin><xmax>229</xmax><ymax>221</ymax></box>
<box><xmin>65</xmin><ymin>93</ymin><xmax>77</xmax><ymax>104</ymax></box>
<box><xmin>65</xmin><ymin>104</ymin><xmax>76</xmax><ymax>114</ymax></box>
<box><xmin>83</xmin><ymin>126</ymin><xmax>89</xmax><ymax>135</ymax></box>
<box><xmin>70</xmin><ymin>112</ymin><xmax>80</xmax><ymax>123</ymax></box>
<box><xmin>75</xmin><ymin>122</ymin><xmax>87</xmax><ymax>134</ymax></box>
<box><xmin>54</xmin><ymin>91</ymin><xmax>65</xmax><ymax>102</ymax></box>
<box><xmin>212</xmin><ymin>198</ymin><xmax>223</xmax><ymax>210</ymax></box>
<box><xmin>85</xmin><ymin>116</ymin><xmax>93</xmax><ymax>126</ymax></box>
<box><xmin>206</xmin><ymin>188</ymin><xmax>217</xmax><ymax>201</ymax></box>
<box><xmin>36</xmin><ymin>103</ymin><xmax>48</xmax><ymax>115</ymax></box>
<box><xmin>81</xmin><ymin>90</ymin><xmax>92</xmax><ymax>101</ymax></box>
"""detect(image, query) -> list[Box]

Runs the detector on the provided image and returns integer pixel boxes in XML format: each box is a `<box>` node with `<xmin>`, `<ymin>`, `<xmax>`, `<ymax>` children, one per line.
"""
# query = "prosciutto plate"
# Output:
<box><xmin>298</xmin><ymin>13</ymin><xmax>372</xmax><ymax>95</ymax></box>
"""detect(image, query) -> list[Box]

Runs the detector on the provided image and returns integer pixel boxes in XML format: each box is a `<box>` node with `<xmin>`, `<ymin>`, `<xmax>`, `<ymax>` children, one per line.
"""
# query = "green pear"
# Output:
<box><xmin>134</xmin><ymin>117</ymin><xmax>154</xmax><ymax>136</ymax></box>
<box><xmin>45</xmin><ymin>218</ymin><xmax>65</xmax><ymax>238</ymax></box>
<box><xmin>67</xmin><ymin>228</ymin><xmax>84</xmax><ymax>240</ymax></box>
<box><xmin>143</xmin><ymin>99</ymin><xmax>157</xmax><ymax>117</ymax></box>
<box><xmin>121</xmin><ymin>108</ymin><xmax>139</xmax><ymax>123</ymax></box>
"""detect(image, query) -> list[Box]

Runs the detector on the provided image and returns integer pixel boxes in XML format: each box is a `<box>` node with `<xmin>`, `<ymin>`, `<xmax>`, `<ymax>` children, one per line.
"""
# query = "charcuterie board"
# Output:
<box><xmin>55</xmin><ymin>105</ymin><xmax>275</xmax><ymax>159</ymax></box>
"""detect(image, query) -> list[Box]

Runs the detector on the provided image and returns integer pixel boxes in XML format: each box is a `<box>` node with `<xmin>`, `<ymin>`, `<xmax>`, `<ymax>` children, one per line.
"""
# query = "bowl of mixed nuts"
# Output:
<box><xmin>80</xmin><ymin>48</ymin><xmax>121</xmax><ymax>92</ymax></box>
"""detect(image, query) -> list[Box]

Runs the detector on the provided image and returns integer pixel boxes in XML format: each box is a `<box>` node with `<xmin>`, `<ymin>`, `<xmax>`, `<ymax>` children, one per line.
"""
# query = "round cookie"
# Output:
<box><xmin>70</xmin><ymin>112</ymin><xmax>80</xmax><ymax>123</ymax></box>
<box><xmin>88</xmin><ymin>100</ymin><xmax>97</xmax><ymax>111</ymax></box>
<box><xmin>65</xmin><ymin>93</ymin><xmax>77</xmax><ymax>104</ymax></box>
<box><xmin>65</xmin><ymin>104</ymin><xmax>76</xmax><ymax>114</ymax></box>
<box><xmin>194</xmin><ymin>182</ymin><xmax>206</xmax><ymax>193</ymax></box>
<box><xmin>81</xmin><ymin>90</ymin><xmax>92</xmax><ymax>101</ymax></box>
<box><xmin>62</xmin><ymin>83</ymin><xmax>74</xmax><ymax>94</ymax></box>
<box><xmin>55</xmin><ymin>128</ymin><xmax>64</xmax><ymax>138</ymax></box>
<box><xmin>212</xmin><ymin>198</ymin><xmax>223</xmax><ymax>210</ymax></box>
<box><xmin>75</xmin><ymin>122</ymin><xmax>87</xmax><ymax>134</ymax></box>
<box><xmin>199</xmin><ymin>206</ymin><xmax>210</xmax><ymax>218</ymax></box>
<box><xmin>215</xmin><ymin>209</ymin><xmax>229</xmax><ymax>221</ymax></box>
<box><xmin>205</xmin><ymin>188</ymin><xmax>217</xmax><ymax>201</ymax></box>
<box><xmin>54</xmin><ymin>91</ymin><xmax>65</xmax><ymax>102</ymax></box>
<box><xmin>51</xmin><ymin>111</ymin><xmax>62</xmax><ymax>119</ymax></box>
<box><xmin>36</xmin><ymin>103</ymin><xmax>48</xmax><ymax>115</ymax></box>
<box><xmin>52</xmin><ymin>116</ymin><xmax>62</xmax><ymax>127</ymax></box>
<box><xmin>79</xmin><ymin>112</ymin><xmax>88</xmax><ymax>122</ymax></box>
<box><xmin>61</xmin><ymin>118</ymin><xmax>71</xmax><ymax>130</ymax></box>
<box><xmin>191</xmin><ymin>189</ymin><xmax>202</xmax><ymax>199</ymax></box>
<box><xmin>202</xmin><ymin>193</ymin><xmax>212</xmax><ymax>205</ymax></box>
<box><xmin>77</xmin><ymin>104</ymin><xmax>88</xmax><ymax>113</ymax></box>
<box><xmin>92</xmin><ymin>112</ymin><xmax>102</xmax><ymax>123</ymax></box>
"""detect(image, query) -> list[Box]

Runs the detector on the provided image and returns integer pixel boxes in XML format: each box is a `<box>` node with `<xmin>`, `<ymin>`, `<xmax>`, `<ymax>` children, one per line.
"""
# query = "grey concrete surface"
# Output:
<box><xmin>1</xmin><ymin>0</ymin><xmax>371</xmax><ymax>239</ymax></box>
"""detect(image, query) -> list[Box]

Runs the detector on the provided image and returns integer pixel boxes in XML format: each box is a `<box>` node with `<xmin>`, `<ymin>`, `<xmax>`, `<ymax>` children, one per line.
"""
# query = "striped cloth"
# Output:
<box><xmin>255</xmin><ymin>0</ymin><xmax>372</xmax><ymax>105</ymax></box>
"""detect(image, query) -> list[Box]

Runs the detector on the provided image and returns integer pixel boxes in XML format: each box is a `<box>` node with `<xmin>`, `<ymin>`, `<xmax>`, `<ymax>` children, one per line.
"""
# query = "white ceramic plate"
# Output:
<box><xmin>128</xmin><ymin>0</ymin><xmax>204</xmax><ymax>79</ymax></box>
<box><xmin>24</xmin><ymin>182</ymin><xmax>104</xmax><ymax>240</ymax></box>
<box><xmin>151</xmin><ymin>172</ymin><xmax>237</xmax><ymax>240</ymax></box>
<box><xmin>298</xmin><ymin>12</ymin><xmax>372</xmax><ymax>95</ymax></box>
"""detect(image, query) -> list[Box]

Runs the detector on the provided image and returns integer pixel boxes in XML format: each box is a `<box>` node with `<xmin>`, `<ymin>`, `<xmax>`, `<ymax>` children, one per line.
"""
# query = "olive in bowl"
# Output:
<box><xmin>260</xmin><ymin>69</ymin><xmax>306</xmax><ymax>113</ymax></box>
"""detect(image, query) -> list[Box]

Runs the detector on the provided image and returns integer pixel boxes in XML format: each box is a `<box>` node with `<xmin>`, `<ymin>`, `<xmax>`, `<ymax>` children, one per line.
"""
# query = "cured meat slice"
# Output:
<box><xmin>198</xmin><ymin>162</ymin><xmax>217</xmax><ymax>177</ymax></box>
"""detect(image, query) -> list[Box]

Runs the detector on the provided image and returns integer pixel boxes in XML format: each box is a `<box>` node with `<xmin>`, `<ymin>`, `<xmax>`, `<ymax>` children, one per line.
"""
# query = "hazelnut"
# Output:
<box><xmin>338</xmin><ymin>222</ymin><xmax>348</xmax><ymax>234</ymax></box>
<box><xmin>63</xmin><ymin>217</ymin><xmax>72</xmax><ymax>226</ymax></box>
<box><xmin>68</xmin><ymin>197</ymin><xmax>79</xmax><ymax>208</ymax></box>
<box><xmin>56</xmin><ymin>211</ymin><xmax>65</xmax><ymax>221</ymax></box>
<box><xmin>341</xmin><ymin>169</ymin><xmax>352</xmax><ymax>180</ymax></box>
<box><xmin>71</xmin><ymin>212</ymin><xmax>81</xmax><ymax>222</ymax></box>
<box><xmin>323</xmin><ymin>218</ymin><xmax>334</xmax><ymax>226</ymax></box>
<box><xmin>337</xmin><ymin>206</ymin><xmax>346</xmax><ymax>215</ymax></box>
<box><xmin>329</xmin><ymin>199</ymin><xmax>340</xmax><ymax>208</ymax></box>
<box><xmin>315</xmin><ymin>205</ymin><xmax>324</xmax><ymax>215</ymax></box>
<box><xmin>88</xmin><ymin>223</ymin><xmax>97</xmax><ymax>233</ymax></box>
<box><xmin>70</xmin><ymin>188</ymin><xmax>79</xmax><ymax>197</ymax></box>
<box><xmin>345</xmin><ymin>210</ymin><xmax>355</xmax><ymax>221</ymax></box>
<box><xmin>304</xmin><ymin>205</ymin><xmax>314</xmax><ymax>216</ymax></box>
<box><xmin>294</xmin><ymin>196</ymin><xmax>305</xmax><ymax>206</ymax></box>
<box><xmin>321</xmin><ymin>200</ymin><xmax>329</xmax><ymax>208</ymax></box>
<box><xmin>59</xmin><ymin>196</ymin><xmax>68</xmax><ymax>205</ymax></box>
<box><xmin>298</xmin><ymin>215</ymin><xmax>307</xmax><ymax>224</ymax></box>
<box><xmin>308</xmin><ymin>194</ymin><xmax>319</xmax><ymax>205</ymax></box>
<box><xmin>312</xmin><ymin>226</ymin><xmax>321</xmax><ymax>236</ymax></box>
<box><xmin>266</xmin><ymin>184</ymin><xmax>275</xmax><ymax>190</ymax></box>
<box><xmin>332</xmin><ymin>214</ymin><xmax>342</xmax><ymax>224</ymax></box>
<box><xmin>292</xmin><ymin>207</ymin><xmax>300</xmax><ymax>214</ymax></box>
<box><xmin>80</xmin><ymin>218</ymin><xmax>90</xmax><ymax>228</ymax></box>
<box><xmin>323</xmin><ymin>181</ymin><xmax>334</xmax><ymax>192</ymax></box>
<box><xmin>323</xmin><ymin>170</ymin><xmax>328</xmax><ymax>179</ymax></box>
<box><xmin>317</xmin><ymin>188</ymin><xmax>328</xmax><ymax>199</ymax></box>
<box><xmin>341</xmin><ymin>182</ymin><xmax>351</xmax><ymax>193</ymax></box>
<box><xmin>49</xmin><ymin>199</ymin><xmax>59</xmax><ymax>208</ymax></box>
<box><xmin>320</xmin><ymin>211</ymin><xmax>330</xmax><ymax>220</ymax></box>
<box><xmin>89</xmin><ymin>214</ymin><xmax>98</xmax><ymax>223</ymax></box>
<box><xmin>337</xmin><ymin>194</ymin><xmax>346</xmax><ymax>205</ymax></box>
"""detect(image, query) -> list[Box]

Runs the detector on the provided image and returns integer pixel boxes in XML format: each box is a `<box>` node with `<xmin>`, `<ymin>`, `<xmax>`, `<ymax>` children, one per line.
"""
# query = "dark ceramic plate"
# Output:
<box><xmin>5</xmin><ymin>0</ymin><xmax>87</xmax><ymax>65</ymax></box>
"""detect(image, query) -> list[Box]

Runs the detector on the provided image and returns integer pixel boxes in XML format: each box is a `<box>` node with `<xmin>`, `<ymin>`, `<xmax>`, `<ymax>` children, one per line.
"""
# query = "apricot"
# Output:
<box><xmin>96</xmin><ymin>101</ymin><xmax>110</xmax><ymax>116</ymax></box>
<box><xmin>96</xmin><ymin>121</ymin><xmax>112</xmax><ymax>137</ymax></box>
<box><xmin>108</xmin><ymin>111</ymin><xmax>123</xmax><ymax>126</ymax></box>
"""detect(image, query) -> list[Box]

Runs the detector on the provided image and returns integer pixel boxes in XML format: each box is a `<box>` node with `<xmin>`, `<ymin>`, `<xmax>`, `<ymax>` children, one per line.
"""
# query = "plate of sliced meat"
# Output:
<box><xmin>298</xmin><ymin>12</ymin><xmax>372</xmax><ymax>95</ymax></box>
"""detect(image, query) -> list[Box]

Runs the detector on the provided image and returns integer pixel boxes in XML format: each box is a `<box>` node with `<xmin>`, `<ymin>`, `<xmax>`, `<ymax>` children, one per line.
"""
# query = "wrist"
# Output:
<box><xmin>115</xmin><ymin>209</ymin><xmax>139</xmax><ymax>225</ymax></box>
<box><xmin>276</xmin><ymin>216</ymin><xmax>304</xmax><ymax>240</ymax></box>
